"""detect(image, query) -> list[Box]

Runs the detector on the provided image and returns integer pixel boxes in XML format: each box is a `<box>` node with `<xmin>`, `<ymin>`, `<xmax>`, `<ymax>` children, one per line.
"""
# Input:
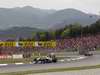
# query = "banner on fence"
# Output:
<box><xmin>0</xmin><ymin>55</ymin><xmax>12</xmax><ymax>59</ymax></box>
<box><xmin>12</xmin><ymin>54</ymin><xmax>23</xmax><ymax>59</ymax></box>
<box><xmin>0</xmin><ymin>41</ymin><xmax>56</xmax><ymax>48</ymax></box>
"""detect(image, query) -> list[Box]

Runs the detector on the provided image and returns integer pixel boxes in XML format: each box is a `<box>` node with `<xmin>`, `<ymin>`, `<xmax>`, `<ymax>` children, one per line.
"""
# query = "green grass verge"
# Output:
<box><xmin>1</xmin><ymin>64</ymin><xmax>100</xmax><ymax>75</ymax></box>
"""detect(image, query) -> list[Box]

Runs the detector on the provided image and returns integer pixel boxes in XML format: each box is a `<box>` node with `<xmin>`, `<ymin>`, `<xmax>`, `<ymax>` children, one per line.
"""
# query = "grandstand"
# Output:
<box><xmin>0</xmin><ymin>33</ymin><xmax>100</xmax><ymax>58</ymax></box>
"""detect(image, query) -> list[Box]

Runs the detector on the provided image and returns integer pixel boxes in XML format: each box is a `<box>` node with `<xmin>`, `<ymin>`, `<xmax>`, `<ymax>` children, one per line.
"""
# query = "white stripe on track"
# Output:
<box><xmin>15</xmin><ymin>63</ymin><xmax>24</xmax><ymax>65</ymax></box>
<box><xmin>0</xmin><ymin>64</ymin><xmax>8</xmax><ymax>66</ymax></box>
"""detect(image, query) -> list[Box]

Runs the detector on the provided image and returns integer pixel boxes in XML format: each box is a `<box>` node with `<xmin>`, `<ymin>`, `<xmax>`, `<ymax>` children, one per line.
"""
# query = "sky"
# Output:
<box><xmin>0</xmin><ymin>0</ymin><xmax>100</xmax><ymax>15</ymax></box>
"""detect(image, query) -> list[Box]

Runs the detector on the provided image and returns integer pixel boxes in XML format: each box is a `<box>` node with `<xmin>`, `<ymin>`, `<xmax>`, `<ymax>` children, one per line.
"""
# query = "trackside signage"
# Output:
<box><xmin>0</xmin><ymin>41</ymin><xmax>56</xmax><ymax>48</ymax></box>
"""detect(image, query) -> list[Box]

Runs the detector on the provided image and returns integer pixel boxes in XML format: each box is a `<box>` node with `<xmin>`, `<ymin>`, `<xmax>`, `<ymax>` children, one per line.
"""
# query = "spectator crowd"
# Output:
<box><xmin>0</xmin><ymin>34</ymin><xmax>100</xmax><ymax>55</ymax></box>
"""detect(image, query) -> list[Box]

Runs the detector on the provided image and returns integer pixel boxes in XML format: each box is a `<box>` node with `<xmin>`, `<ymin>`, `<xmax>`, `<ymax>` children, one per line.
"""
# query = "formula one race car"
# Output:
<box><xmin>32</xmin><ymin>53</ymin><xmax>57</xmax><ymax>64</ymax></box>
<box><xmin>79</xmin><ymin>49</ymin><xmax>93</xmax><ymax>56</ymax></box>
<box><xmin>84</xmin><ymin>52</ymin><xmax>93</xmax><ymax>56</ymax></box>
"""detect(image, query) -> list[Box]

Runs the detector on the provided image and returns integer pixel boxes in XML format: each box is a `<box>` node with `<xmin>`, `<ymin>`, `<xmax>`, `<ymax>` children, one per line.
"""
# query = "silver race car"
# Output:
<box><xmin>33</xmin><ymin>53</ymin><xmax>57</xmax><ymax>64</ymax></box>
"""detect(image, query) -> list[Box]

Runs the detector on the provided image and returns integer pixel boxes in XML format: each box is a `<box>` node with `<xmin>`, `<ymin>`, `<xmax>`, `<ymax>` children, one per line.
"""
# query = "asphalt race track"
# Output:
<box><xmin>32</xmin><ymin>68</ymin><xmax>100</xmax><ymax>75</ymax></box>
<box><xmin>0</xmin><ymin>54</ymin><xmax>100</xmax><ymax>73</ymax></box>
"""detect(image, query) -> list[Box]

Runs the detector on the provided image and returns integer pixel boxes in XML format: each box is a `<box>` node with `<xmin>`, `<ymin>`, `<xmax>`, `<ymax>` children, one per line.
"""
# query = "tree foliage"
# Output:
<box><xmin>18</xmin><ymin>19</ymin><xmax>100</xmax><ymax>41</ymax></box>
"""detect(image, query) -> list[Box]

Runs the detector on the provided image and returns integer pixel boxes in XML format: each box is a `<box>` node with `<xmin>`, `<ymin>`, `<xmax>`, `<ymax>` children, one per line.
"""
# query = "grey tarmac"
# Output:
<box><xmin>30</xmin><ymin>68</ymin><xmax>100</xmax><ymax>75</ymax></box>
<box><xmin>0</xmin><ymin>55</ymin><xmax>100</xmax><ymax>73</ymax></box>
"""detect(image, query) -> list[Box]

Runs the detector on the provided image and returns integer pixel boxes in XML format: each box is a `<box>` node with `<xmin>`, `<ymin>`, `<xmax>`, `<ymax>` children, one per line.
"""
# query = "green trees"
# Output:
<box><xmin>59</xmin><ymin>23</ymin><xmax>82</xmax><ymax>38</ymax></box>
<box><xmin>61</xmin><ymin>28</ymin><xmax>70</xmax><ymax>38</ymax></box>
<box><xmin>18</xmin><ymin>19</ymin><xmax>100</xmax><ymax>41</ymax></box>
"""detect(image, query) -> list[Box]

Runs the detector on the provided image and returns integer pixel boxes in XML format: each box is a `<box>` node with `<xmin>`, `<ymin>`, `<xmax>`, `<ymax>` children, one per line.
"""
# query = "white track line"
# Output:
<box><xmin>15</xmin><ymin>63</ymin><xmax>24</xmax><ymax>65</ymax></box>
<box><xmin>59</xmin><ymin>56</ymin><xmax>86</xmax><ymax>62</ymax></box>
<box><xmin>76</xmin><ymin>56</ymin><xmax>86</xmax><ymax>60</ymax></box>
<box><xmin>0</xmin><ymin>64</ymin><xmax>8</xmax><ymax>66</ymax></box>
